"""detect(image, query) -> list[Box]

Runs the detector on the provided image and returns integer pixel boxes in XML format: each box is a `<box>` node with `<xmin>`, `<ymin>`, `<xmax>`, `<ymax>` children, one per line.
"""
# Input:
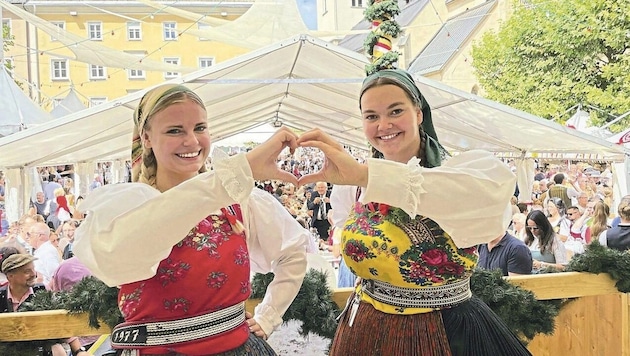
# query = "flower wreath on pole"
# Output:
<box><xmin>363</xmin><ymin>0</ymin><xmax>402</xmax><ymax>75</ymax></box>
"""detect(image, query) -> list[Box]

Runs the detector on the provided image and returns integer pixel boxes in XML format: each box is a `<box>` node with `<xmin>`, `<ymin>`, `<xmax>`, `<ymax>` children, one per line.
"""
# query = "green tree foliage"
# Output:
<box><xmin>472</xmin><ymin>0</ymin><xmax>630</xmax><ymax>131</ymax></box>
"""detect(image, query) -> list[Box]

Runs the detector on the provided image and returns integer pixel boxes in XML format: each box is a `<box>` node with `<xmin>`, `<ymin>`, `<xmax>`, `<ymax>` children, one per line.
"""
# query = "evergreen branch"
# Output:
<box><xmin>567</xmin><ymin>241</ymin><xmax>630</xmax><ymax>293</ymax></box>
<box><xmin>364</xmin><ymin>1</ymin><xmax>401</xmax><ymax>22</ymax></box>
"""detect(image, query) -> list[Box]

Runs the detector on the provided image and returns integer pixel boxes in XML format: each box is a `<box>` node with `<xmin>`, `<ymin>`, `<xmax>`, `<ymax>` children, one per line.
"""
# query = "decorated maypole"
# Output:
<box><xmin>363</xmin><ymin>0</ymin><xmax>402</xmax><ymax>75</ymax></box>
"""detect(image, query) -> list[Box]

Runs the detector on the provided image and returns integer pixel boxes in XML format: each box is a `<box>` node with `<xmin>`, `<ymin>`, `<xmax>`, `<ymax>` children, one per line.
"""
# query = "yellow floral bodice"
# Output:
<box><xmin>341</xmin><ymin>202</ymin><xmax>477</xmax><ymax>314</ymax></box>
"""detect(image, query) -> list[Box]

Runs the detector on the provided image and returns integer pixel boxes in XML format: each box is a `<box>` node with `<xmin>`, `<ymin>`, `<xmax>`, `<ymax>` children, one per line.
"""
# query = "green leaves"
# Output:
<box><xmin>472</xmin><ymin>0</ymin><xmax>630</xmax><ymax>128</ymax></box>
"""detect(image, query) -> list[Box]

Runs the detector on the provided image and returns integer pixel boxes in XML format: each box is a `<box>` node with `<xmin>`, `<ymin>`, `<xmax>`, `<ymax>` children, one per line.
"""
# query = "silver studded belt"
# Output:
<box><xmin>111</xmin><ymin>301</ymin><xmax>245</xmax><ymax>348</ymax></box>
<box><xmin>361</xmin><ymin>277</ymin><xmax>472</xmax><ymax>309</ymax></box>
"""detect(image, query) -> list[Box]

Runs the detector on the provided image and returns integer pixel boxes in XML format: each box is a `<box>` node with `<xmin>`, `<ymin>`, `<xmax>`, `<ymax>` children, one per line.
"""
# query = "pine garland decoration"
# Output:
<box><xmin>363</xmin><ymin>0</ymin><xmax>401</xmax><ymax>74</ymax></box>
<box><xmin>251</xmin><ymin>269</ymin><xmax>340</xmax><ymax>340</ymax></box>
<box><xmin>1</xmin><ymin>277</ymin><xmax>122</xmax><ymax>354</ymax></box>
<box><xmin>471</xmin><ymin>269</ymin><xmax>561</xmax><ymax>343</ymax></box>
<box><xmin>567</xmin><ymin>241</ymin><xmax>630</xmax><ymax>292</ymax></box>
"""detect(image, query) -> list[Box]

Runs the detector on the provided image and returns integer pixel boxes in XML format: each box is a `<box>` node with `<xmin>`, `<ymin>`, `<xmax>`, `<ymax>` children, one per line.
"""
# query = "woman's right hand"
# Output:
<box><xmin>245</xmin><ymin>127</ymin><xmax>299</xmax><ymax>186</ymax></box>
<box><xmin>297</xmin><ymin>129</ymin><xmax>368</xmax><ymax>187</ymax></box>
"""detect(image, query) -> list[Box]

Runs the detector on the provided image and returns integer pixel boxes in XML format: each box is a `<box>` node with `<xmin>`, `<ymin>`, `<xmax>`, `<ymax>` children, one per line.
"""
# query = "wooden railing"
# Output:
<box><xmin>0</xmin><ymin>272</ymin><xmax>628</xmax><ymax>355</ymax></box>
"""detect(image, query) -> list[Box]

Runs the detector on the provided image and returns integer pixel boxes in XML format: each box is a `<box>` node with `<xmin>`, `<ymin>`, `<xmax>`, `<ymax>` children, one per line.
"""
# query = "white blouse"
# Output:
<box><xmin>330</xmin><ymin>150</ymin><xmax>515</xmax><ymax>248</ymax></box>
<box><xmin>73</xmin><ymin>153</ymin><xmax>308</xmax><ymax>336</ymax></box>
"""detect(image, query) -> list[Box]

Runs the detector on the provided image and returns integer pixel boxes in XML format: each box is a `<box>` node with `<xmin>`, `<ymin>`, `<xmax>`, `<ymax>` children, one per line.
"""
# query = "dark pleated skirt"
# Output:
<box><xmin>330</xmin><ymin>297</ymin><xmax>532</xmax><ymax>356</ymax></box>
<box><xmin>121</xmin><ymin>333</ymin><xmax>277</xmax><ymax>356</ymax></box>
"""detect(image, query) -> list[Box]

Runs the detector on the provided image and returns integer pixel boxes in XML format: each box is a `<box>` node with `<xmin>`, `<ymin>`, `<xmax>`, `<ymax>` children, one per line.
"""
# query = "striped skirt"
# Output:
<box><xmin>330</xmin><ymin>297</ymin><xmax>532</xmax><ymax>356</ymax></box>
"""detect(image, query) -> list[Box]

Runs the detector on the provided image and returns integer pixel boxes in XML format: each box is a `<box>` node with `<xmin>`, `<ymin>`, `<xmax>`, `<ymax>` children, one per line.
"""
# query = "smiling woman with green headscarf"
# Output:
<box><xmin>295</xmin><ymin>68</ymin><xmax>529</xmax><ymax>355</ymax></box>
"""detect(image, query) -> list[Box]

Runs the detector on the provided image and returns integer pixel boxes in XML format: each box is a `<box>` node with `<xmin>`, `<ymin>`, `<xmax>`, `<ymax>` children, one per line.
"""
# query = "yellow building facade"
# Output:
<box><xmin>3</xmin><ymin>0</ymin><xmax>253</xmax><ymax>110</ymax></box>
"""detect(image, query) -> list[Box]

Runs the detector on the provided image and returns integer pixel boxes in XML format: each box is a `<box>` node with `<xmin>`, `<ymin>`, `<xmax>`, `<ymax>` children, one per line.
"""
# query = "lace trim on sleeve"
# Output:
<box><xmin>403</xmin><ymin>157</ymin><xmax>426</xmax><ymax>218</ymax></box>
<box><xmin>213</xmin><ymin>153</ymin><xmax>251</xmax><ymax>202</ymax></box>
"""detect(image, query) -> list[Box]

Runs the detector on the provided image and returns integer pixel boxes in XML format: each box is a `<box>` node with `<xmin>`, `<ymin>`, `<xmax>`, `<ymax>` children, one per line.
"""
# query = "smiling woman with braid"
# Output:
<box><xmin>73</xmin><ymin>84</ymin><xmax>308</xmax><ymax>356</ymax></box>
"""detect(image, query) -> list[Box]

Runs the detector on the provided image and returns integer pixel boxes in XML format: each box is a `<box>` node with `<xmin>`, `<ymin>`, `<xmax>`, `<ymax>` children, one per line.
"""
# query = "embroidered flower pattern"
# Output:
<box><xmin>157</xmin><ymin>258</ymin><xmax>191</xmax><ymax>286</ymax></box>
<box><xmin>344</xmin><ymin>202</ymin><xmax>476</xmax><ymax>288</ymax></box>
<box><xmin>345</xmin><ymin>203</ymin><xmax>384</xmax><ymax>237</ymax></box>
<box><xmin>163</xmin><ymin>297</ymin><xmax>191</xmax><ymax>313</ymax></box>
<box><xmin>207</xmin><ymin>271</ymin><xmax>228</xmax><ymax>289</ymax></box>
<box><xmin>240</xmin><ymin>281</ymin><xmax>250</xmax><ymax>295</ymax></box>
<box><xmin>399</xmin><ymin>233</ymin><xmax>469</xmax><ymax>286</ymax></box>
<box><xmin>344</xmin><ymin>240</ymin><xmax>376</xmax><ymax>262</ymax></box>
<box><xmin>119</xmin><ymin>284</ymin><xmax>144</xmax><ymax>319</ymax></box>
<box><xmin>178</xmin><ymin>215</ymin><xmax>234</xmax><ymax>258</ymax></box>
<box><xmin>233</xmin><ymin>246</ymin><xmax>249</xmax><ymax>266</ymax></box>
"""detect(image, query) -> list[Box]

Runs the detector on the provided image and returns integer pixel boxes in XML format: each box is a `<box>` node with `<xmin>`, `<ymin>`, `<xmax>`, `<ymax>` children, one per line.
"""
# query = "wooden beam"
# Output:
<box><xmin>0</xmin><ymin>309</ymin><xmax>111</xmax><ymax>341</ymax></box>
<box><xmin>506</xmin><ymin>272</ymin><xmax>619</xmax><ymax>300</ymax></box>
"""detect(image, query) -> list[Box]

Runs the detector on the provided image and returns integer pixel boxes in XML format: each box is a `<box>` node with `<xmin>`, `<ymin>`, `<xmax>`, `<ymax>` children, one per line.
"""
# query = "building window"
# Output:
<box><xmin>89</xmin><ymin>64</ymin><xmax>107</xmax><ymax>80</ymax></box>
<box><xmin>51</xmin><ymin>59</ymin><xmax>69</xmax><ymax>80</ymax></box>
<box><xmin>351</xmin><ymin>0</ymin><xmax>363</xmax><ymax>7</ymax></box>
<box><xmin>89</xmin><ymin>97</ymin><xmax>108</xmax><ymax>107</ymax></box>
<box><xmin>163</xmin><ymin>22</ymin><xmax>177</xmax><ymax>41</ymax></box>
<box><xmin>2</xmin><ymin>19</ymin><xmax>11</xmax><ymax>38</ymax></box>
<box><xmin>50</xmin><ymin>21</ymin><xmax>65</xmax><ymax>41</ymax></box>
<box><xmin>87</xmin><ymin>22</ymin><xmax>102</xmax><ymax>40</ymax></box>
<box><xmin>197</xmin><ymin>23</ymin><xmax>210</xmax><ymax>41</ymax></box>
<box><xmin>125</xmin><ymin>50</ymin><xmax>146</xmax><ymax>80</ymax></box>
<box><xmin>127</xmin><ymin>22</ymin><xmax>142</xmax><ymax>41</ymax></box>
<box><xmin>164</xmin><ymin>57</ymin><xmax>180</xmax><ymax>78</ymax></box>
<box><xmin>128</xmin><ymin>68</ymin><xmax>145</xmax><ymax>79</ymax></box>
<box><xmin>199</xmin><ymin>57</ymin><xmax>214</xmax><ymax>68</ymax></box>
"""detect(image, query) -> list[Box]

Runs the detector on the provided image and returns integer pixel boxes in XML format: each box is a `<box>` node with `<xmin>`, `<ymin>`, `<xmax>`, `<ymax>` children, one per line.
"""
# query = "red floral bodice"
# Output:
<box><xmin>117</xmin><ymin>205</ymin><xmax>251</xmax><ymax>354</ymax></box>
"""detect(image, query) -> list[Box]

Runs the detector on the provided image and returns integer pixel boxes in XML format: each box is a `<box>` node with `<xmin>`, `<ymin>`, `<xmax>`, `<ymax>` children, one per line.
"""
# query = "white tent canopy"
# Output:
<box><xmin>50</xmin><ymin>88</ymin><xmax>88</xmax><ymax>118</ymax></box>
<box><xmin>0</xmin><ymin>68</ymin><xmax>52</xmax><ymax>137</ymax></box>
<box><xmin>0</xmin><ymin>35</ymin><xmax>629</xmax><ymax>215</ymax></box>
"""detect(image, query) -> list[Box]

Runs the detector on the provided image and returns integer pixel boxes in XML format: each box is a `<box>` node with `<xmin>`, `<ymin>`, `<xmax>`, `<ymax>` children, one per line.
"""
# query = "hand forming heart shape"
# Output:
<box><xmin>244</xmin><ymin>127</ymin><xmax>368</xmax><ymax>188</ymax></box>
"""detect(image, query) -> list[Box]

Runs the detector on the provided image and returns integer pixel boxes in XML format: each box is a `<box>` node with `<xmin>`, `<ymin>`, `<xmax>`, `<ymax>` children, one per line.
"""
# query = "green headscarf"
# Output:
<box><xmin>360</xmin><ymin>69</ymin><xmax>447</xmax><ymax>168</ymax></box>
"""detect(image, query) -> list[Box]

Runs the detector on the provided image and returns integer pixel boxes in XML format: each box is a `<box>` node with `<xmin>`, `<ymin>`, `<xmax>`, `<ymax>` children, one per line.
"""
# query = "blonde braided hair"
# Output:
<box><xmin>131</xmin><ymin>84</ymin><xmax>207</xmax><ymax>187</ymax></box>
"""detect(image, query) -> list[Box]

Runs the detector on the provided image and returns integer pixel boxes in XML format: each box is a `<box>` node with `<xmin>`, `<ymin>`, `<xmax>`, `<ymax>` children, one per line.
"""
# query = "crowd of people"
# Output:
<box><xmin>0</xmin><ymin>69</ymin><xmax>628</xmax><ymax>356</ymax></box>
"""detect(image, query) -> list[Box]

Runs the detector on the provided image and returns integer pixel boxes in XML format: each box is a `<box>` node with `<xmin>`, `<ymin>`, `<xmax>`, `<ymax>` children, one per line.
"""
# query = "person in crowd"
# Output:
<box><xmin>545</xmin><ymin>197</ymin><xmax>570</xmax><ymax>242</ymax></box>
<box><xmin>60</xmin><ymin>220</ymin><xmax>79</xmax><ymax>260</ymax></box>
<box><xmin>0</xmin><ymin>253</ymin><xmax>87</xmax><ymax>356</ymax></box>
<box><xmin>29</xmin><ymin>191</ymin><xmax>56</xmax><ymax>221</ymax></box>
<box><xmin>589</xmin><ymin>200</ymin><xmax>611</xmax><ymax>243</ymax></box>
<box><xmin>43</xmin><ymin>175</ymin><xmax>63</xmax><ymax>202</ymax></box>
<box><xmin>0</xmin><ymin>245</ymin><xmax>24</xmax><ymax>286</ymax></box>
<box><xmin>298</xmin><ymin>69</ymin><xmax>530</xmax><ymax>355</ymax></box>
<box><xmin>599</xmin><ymin>196</ymin><xmax>630</xmax><ymax>251</ymax></box>
<box><xmin>477</xmin><ymin>231</ymin><xmax>532</xmax><ymax>276</ymax></box>
<box><xmin>545</xmin><ymin>173</ymin><xmax>579</xmax><ymax>213</ymax></box>
<box><xmin>524</xmin><ymin>210</ymin><xmax>567</xmax><ymax>272</ymax></box>
<box><xmin>0</xmin><ymin>253</ymin><xmax>43</xmax><ymax>310</ymax></box>
<box><xmin>30</xmin><ymin>222</ymin><xmax>61</xmax><ymax>285</ymax></box>
<box><xmin>72</xmin><ymin>196</ymin><xmax>85</xmax><ymax>220</ymax></box>
<box><xmin>74</xmin><ymin>84</ymin><xmax>308</xmax><ymax>355</ymax></box>
<box><xmin>564</xmin><ymin>205</ymin><xmax>590</xmax><ymax>255</ymax></box>
<box><xmin>50</xmin><ymin>257</ymin><xmax>98</xmax><ymax>355</ymax></box>
<box><xmin>308</xmin><ymin>181</ymin><xmax>332</xmax><ymax>242</ymax></box>
<box><xmin>510</xmin><ymin>213</ymin><xmax>527</xmax><ymax>241</ymax></box>
<box><xmin>575</xmin><ymin>191</ymin><xmax>589</xmax><ymax>213</ymax></box>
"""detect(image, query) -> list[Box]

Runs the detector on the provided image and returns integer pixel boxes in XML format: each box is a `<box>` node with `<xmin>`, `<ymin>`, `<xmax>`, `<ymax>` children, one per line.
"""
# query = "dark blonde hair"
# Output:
<box><xmin>590</xmin><ymin>201</ymin><xmax>610</xmax><ymax>239</ymax></box>
<box><xmin>617</xmin><ymin>196</ymin><xmax>630</xmax><ymax>221</ymax></box>
<box><xmin>132</xmin><ymin>85</ymin><xmax>207</xmax><ymax>187</ymax></box>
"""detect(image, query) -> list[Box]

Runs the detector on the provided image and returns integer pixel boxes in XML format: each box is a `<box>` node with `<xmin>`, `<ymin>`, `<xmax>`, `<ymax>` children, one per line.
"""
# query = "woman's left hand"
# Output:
<box><xmin>246</xmin><ymin>311</ymin><xmax>268</xmax><ymax>340</ymax></box>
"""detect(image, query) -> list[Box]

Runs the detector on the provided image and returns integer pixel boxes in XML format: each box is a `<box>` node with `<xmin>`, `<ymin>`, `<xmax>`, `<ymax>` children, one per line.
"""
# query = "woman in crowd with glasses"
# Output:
<box><xmin>524</xmin><ymin>210</ymin><xmax>567</xmax><ymax>272</ymax></box>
